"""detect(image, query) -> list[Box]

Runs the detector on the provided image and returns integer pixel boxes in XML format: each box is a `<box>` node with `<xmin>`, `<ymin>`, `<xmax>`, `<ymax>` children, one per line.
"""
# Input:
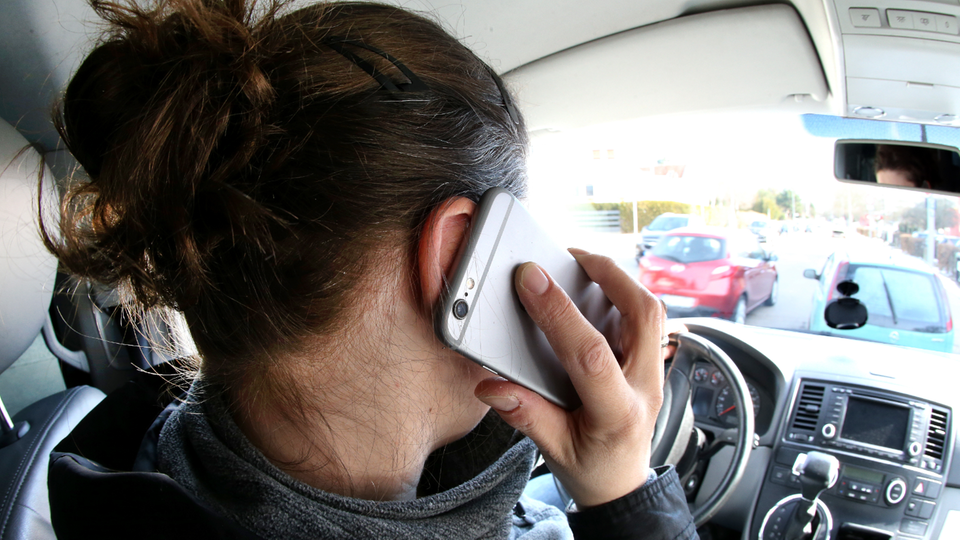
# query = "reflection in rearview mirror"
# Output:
<box><xmin>835</xmin><ymin>141</ymin><xmax>960</xmax><ymax>196</ymax></box>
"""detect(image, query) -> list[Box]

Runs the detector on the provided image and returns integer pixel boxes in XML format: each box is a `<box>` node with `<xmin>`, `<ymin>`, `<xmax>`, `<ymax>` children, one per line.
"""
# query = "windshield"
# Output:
<box><xmin>846</xmin><ymin>266</ymin><xmax>947</xmax><ymax>331</ymax></box>
<box><xmin>652</xmin><ymin>235</ymin><xmax>725</xmax><ymax>263</ymax></box>
<box><xmin>526</xmin><ymin>112</ymin><xmax>960</xmax><ymax>354</ymax></box>
<box><xmin>647</xmin><ymin>216</ymin><xmax>688</xmax><ymax>231</ymax></box>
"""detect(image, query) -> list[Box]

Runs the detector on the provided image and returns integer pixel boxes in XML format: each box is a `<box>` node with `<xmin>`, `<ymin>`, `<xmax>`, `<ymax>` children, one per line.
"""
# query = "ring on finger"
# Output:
<box><xmin>660</xmin><ymin>335</ymin><xmax>670</xmax><ymax>348</ymax></box>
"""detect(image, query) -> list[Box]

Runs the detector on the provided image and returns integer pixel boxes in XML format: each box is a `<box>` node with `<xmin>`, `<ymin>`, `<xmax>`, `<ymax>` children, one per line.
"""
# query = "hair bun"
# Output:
<box><xmin>54</xmin><ymin>0</ymin><xmax>283</xmax><ymax>308</ymax></box>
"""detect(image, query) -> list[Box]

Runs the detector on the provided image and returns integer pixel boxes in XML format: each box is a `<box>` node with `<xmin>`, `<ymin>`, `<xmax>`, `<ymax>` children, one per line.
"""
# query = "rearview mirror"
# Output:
<box><xmin>803</xmin><ymin>269</ymin><xmax>819</xmax><ymax>280</ymax></box>
<box><xmin>835</xmin><ymin>141</ymin><xmax>960</xmax><ymax>196</ymax></box>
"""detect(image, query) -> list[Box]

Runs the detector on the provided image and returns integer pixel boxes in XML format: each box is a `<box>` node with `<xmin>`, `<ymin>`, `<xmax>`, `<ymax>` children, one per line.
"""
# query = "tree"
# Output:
<box><xmin>896</xmin><ymin>199</ymin><xmax>957</xmax><ymax>233</ymax></box>
<box><xmin>776</xmin><ymin>190</ymin><xmax>801</xmax><ymax>218</ymax></box>
<box><xmin>752</xmin><ymin>189</ymin><xmax>784</xmax><ymax>220</ymax></box>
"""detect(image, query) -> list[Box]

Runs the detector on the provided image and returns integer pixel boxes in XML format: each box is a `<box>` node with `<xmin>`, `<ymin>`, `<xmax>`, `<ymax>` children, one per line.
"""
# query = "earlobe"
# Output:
<box><xmin>417</xmin><ymin>197</ymin><xmax>476</xmax><ymax>314</ymax></box>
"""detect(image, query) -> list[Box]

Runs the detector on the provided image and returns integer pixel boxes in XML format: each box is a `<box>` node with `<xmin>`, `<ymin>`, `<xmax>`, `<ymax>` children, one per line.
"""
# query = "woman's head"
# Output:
<box><xmin>875</xmin><ymin>144</ymin><xmax>938</xmax><ymax>189</ymax></box>
<box><xmin>46</xmin><ymin>0</ymin><xmax>528</xmax><ymax>388</ymax></box>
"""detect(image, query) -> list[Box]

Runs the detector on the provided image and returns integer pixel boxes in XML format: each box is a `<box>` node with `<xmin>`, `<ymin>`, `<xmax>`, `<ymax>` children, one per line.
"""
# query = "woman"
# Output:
<box><xmin>875</xmin><ymin>144</ymin><xmax>939</xmax><ymax>189</ymax></box>
<box><xmin>44</xmin><ymin>1</ymin><xmax>696</xmax><ymax>538</ymax></box>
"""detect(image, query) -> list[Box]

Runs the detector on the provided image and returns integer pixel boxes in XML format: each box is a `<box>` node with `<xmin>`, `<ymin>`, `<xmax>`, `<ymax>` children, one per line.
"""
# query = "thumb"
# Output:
<box><xmin>475</xmin><ymin>377</ymin><xmax>569</xmax><ymax>458</ymax></box>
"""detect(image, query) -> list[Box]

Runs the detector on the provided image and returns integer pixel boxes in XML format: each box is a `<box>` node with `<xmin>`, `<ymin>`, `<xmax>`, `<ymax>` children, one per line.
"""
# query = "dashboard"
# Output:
<box><xmin>680</xmin><ymin>318</ymin><xmax>959</xmax><ymax>540</ymax></box>
<box><xmin>691</xmin><ymin>363</ymin><xmax>773</xmax><ymax>435</ymax></box>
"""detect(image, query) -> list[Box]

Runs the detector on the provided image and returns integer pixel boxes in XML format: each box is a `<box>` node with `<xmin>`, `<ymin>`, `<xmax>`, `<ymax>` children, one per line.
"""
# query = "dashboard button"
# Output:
<box><xmin>913</xmin><ymin>478</ymin><xmax>942</xmax><ymax>499</ymax></box>
<box><xmin>905</xmin><ymin>498</ymin><xmax>920</xmax><ymax>517</ymax></box>
<box><xmin>900</xmin><ymin>519</ymin><xmax>927</xmax><ymax>536</ymax></box>
<box><xmin>937</xmin><ymin>14</ymin><xmax>959</xmax><ymax>35</ymax></box>
<box><xmin>913</xmin><ymin>12</ymin><xmax>937</xmax><ymax>32</ymax></box>
<box><xmin>887</xmin><ymin>478</ymin><xmax>907</xmax><ymax>505</ymax></box>
<box><xmin>822</xmin><ymin>423</ymin><xmax>837</xmax><ymax>439</ymax></box>
<box><xmin>771</xmin><ymin>467</ymin><xmax>791</xmax><ymax>486</ymax></box>
<box><xmin>918</xmin><ymin>500</ymin><xmax>936</xmax><ymax>519</ymax></box>
<box><xmin>887</xmin><ymin>9</ymin><xmax>914</xmax><ymax>29</ymax></box>
<box><xmin>850</xmin><ymin>8</ymin><xmax>882</xmax><ymax>28</ymax></box>
<box><xmin>908</xmin><ymin>441</ymin><xmax>922</xmax><ymax>456</ymax></box>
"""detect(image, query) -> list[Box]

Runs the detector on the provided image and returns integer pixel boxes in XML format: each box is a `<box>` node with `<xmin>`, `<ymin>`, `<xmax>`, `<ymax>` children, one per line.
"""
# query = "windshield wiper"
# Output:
<box><xmin>657</xmin><ymin>254</ymin><xmax>682</xmax><ymax>262</ymax></box>
<box><xmin>878</xmin><ymin>271</ymin><xmax>898</xmax><ymax>325</ymax></box>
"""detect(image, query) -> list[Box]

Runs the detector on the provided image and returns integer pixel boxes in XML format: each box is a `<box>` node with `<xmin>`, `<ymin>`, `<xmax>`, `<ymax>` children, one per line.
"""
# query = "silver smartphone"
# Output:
<box><xmin>434</xmin><ymin>187</ymin><xmax>615</xmax><ymax>410</ymax></box>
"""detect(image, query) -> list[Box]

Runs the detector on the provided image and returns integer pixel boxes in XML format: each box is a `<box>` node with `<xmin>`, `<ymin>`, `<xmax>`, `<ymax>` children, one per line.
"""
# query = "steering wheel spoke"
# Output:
<box><xmin>652</xmin><ymin>332</ymin><xmax>754</xmax><ymax>527</ymax></box>
<box><xmin>700</xmin><ymin>427</ymin><xmax>739</xmax><ymax>459</ymax></box>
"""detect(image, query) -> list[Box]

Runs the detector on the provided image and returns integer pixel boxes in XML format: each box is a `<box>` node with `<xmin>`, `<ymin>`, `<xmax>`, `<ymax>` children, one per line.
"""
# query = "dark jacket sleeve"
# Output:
<box><xmin>567</xmin><ymin>466</ymin><xmax>698</xmax><ymax>540</ymax></box>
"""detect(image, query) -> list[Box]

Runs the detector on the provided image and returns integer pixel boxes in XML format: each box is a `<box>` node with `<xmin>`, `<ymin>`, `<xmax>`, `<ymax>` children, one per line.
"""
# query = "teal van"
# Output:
<box><xmin>805</xmin><ymin>251</ymin><xmax>954</xmax><ymax>353</ymax></box>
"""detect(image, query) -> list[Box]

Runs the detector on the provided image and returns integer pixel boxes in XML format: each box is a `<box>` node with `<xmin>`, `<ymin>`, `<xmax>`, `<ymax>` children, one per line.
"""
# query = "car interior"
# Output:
<box><xmin>2</xmin><ymin>0</ymin><xmax>959</xmax><ymax>539</ymax></box>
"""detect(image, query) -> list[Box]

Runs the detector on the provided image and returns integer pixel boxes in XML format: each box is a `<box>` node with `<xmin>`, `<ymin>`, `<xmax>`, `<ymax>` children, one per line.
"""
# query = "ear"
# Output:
<box><xmin>417</xmin><ymin>197</ymin><xmax>476</xmax><ymax>313</ymax></box>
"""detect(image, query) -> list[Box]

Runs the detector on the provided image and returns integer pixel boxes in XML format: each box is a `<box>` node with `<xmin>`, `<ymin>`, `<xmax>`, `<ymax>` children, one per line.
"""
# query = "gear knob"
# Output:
<box><xmin>793</xmin><ymin>451</ymin><xmax>840</xmax><ymax>501</ymax></box>
<box><xmin>781</xmin><ymin>452</ymin><xmax>840</xmax><ymax>540</ymax></box>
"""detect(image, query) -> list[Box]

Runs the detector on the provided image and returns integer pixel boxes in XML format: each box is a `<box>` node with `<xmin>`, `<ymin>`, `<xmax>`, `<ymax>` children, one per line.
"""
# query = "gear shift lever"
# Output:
<box><xmin>783</xmin><ymin>452</ymin><xmax>840</xmax><ymax>540</ymax></box>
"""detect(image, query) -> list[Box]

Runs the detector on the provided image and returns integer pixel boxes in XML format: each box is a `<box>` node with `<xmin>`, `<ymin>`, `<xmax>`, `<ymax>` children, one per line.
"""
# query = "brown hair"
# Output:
<box><xmin>44</xmin><ymin>0</ymin><xmax>527</xmax><ymax>388</ymax></box>
<box><xmin>875</xmin><ymin>144</ymin><xmax>939</xmax><ymax>188</ymax></box>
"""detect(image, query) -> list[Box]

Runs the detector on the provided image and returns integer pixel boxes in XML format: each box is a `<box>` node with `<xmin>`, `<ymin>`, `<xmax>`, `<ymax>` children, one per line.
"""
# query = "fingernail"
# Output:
<box><xmin>478</xmin><ymin>394</ymin><xmax>520</xmax><ymax>412</ymax></box>
<box><xmin>520</xmin><ymin>264</ymin><xmax>549</xmax><ymax>295</ymax></box>
<box><xmin>568</xmin><ymin>247</ymin><xmax>589</xmax><ymax>256</ymax></box>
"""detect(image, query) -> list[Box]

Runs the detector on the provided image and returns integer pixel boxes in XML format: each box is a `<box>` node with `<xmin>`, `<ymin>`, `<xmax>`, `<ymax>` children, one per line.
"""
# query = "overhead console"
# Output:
<box><xmin>831</xmin><ymin>0</ymin><xmax>960</xmax><ymax>125</ymax></box>
<box><xmin>752</xmin><ymin>379</ymin><xmax>953</xmax><ymax>540</ymax></box>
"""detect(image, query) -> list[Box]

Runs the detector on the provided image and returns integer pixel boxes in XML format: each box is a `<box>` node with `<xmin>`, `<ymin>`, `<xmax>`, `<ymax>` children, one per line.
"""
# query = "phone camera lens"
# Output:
<box><xmin>453</xmin><ymin>299</ymin><xmax>469</xmax><ymax>320</ymax></box>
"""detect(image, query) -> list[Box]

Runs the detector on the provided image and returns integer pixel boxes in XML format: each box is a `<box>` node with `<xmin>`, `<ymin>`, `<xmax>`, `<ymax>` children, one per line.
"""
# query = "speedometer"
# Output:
<box><xmin>714</xmin><ymin>382</ymin><xmax>761</xmax><ymax>427</ymax></box>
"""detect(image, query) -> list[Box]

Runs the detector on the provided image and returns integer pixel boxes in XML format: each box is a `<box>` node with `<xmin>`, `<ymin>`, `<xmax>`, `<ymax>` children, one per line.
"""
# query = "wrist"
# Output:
<box><xmin>568</xmin><ymin>468</ymin><xmax>658</xmax><ymax>511</ymax></box>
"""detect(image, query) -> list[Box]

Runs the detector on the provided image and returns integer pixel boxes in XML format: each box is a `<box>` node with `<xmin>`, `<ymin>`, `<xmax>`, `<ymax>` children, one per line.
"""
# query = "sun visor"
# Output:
<box><xmin>507</xmin><ymin>4</ymin><xmax>829</xmax><ymax>132</ymax></box>
<box><xmin>833</xmin><ymin>0</ymin><xmax>960</xmax><ymax>125</ymax></box>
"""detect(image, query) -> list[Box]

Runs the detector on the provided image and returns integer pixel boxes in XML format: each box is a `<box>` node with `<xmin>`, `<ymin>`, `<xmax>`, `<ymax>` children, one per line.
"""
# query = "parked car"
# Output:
<box><xmin>638</xmin><ymin>227</ymin><xmax>778</xmax><ymax>323</ymax></box>
<box><xmin>804</xmin><ymin>251</ymin><xmax>954</xmax><ymax>353</ymax></box>
<box><xmin>636</xmin><ymin>213</ymin><xmax>705</xmax><ymax>258</ymax></box>
<box><xmin>748</xmin><ymin>220</ymin><xmax>777</xmax><ymax>242</ymax></box>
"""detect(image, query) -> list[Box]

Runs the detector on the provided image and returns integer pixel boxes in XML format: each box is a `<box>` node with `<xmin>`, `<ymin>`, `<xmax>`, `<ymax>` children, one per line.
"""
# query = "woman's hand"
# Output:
<box><xmin>474</xmin><ymin>249</ymin><xmax>670</xmax><ymax>508</ymax></box>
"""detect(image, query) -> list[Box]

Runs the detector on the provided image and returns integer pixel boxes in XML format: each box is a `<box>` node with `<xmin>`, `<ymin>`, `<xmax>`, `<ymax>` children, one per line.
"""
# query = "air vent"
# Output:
<box><xmin>791</xmin><ymin>383</ymin><xmax>825</xmax><ymax>431</ymax></box>
<box><xmin>925</xmin><ymin>408</ymin><xmax>949</xmax><ymax>461</ymax></box>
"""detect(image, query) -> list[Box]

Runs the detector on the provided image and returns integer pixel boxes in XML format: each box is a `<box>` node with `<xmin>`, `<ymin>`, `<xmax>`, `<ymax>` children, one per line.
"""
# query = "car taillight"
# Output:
<box><xmin>826</xmin><ymin>261</ymin><xmax>849</xmax><ymax>301</ymax></box>
<box><xmin>711</xmin><ymin>265</ymin><xmax>733</xmax><ymax>278</ymax></box>
<box><xmin>947</xmin><ymin>317</ymin><xmax>953</xmax><ymax>332</ymax></box>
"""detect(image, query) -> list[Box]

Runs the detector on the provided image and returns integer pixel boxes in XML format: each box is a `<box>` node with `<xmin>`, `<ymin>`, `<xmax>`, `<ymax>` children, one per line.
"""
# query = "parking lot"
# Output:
<box><xmin>591</xmin><ymin>230</ymin><xmax>960</xmax><ymax>354</ymax></box>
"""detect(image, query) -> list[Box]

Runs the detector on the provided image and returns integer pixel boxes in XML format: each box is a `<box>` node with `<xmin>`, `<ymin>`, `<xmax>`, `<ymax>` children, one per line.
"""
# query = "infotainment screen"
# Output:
<box><xmin>841</xmin><ymin>397</ymin><xmax>910</xmax><ymax>451</ymax></box>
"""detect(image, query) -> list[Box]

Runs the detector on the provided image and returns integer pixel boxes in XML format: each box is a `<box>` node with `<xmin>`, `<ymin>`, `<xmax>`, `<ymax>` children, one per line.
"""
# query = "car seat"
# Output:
<box><xmin>0</xmin><ymin>119</ymin><xmax>105</xmax><ymax>540</ymax></box>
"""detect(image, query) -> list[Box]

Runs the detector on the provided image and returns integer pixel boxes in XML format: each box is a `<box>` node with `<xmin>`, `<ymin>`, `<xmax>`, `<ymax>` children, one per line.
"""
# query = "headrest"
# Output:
<box><xmin>0</xmin><ymin>120</ymin><xmax>58</xmax><ymax>373</ymax></box>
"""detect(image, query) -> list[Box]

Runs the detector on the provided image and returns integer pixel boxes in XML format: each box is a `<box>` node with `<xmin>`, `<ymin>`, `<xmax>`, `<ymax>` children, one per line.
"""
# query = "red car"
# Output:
<box><xmin>638</xmin><ymin>227</ymin><xmax>778</xmax><ymax>323</ymax></box>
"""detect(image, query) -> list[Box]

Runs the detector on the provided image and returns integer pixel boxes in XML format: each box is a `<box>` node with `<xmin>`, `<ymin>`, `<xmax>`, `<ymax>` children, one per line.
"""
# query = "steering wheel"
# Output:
<box><xmin>651</xmin><ymin>332</ymin><xmax>754</xmax><ymax>527</ymax></box>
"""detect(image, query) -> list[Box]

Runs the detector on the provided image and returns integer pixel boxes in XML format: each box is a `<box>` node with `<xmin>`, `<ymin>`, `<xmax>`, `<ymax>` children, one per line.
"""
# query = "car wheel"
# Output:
<box><xmin>764</xmin><ymin>277</ymin><xmax>778</xmax><ymax>306</ymax></box>
<box><xmin>732</xmin><ymin>296</ymin><xmax>747</xmax><ymax>324</ymax></box>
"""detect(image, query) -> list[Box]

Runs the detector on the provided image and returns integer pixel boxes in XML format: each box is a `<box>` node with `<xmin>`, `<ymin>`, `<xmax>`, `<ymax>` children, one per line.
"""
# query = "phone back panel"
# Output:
<box><xmin>436</xmin><ymin>188</ymin><xmax>611</xmax><ymax>409</ymax></box>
